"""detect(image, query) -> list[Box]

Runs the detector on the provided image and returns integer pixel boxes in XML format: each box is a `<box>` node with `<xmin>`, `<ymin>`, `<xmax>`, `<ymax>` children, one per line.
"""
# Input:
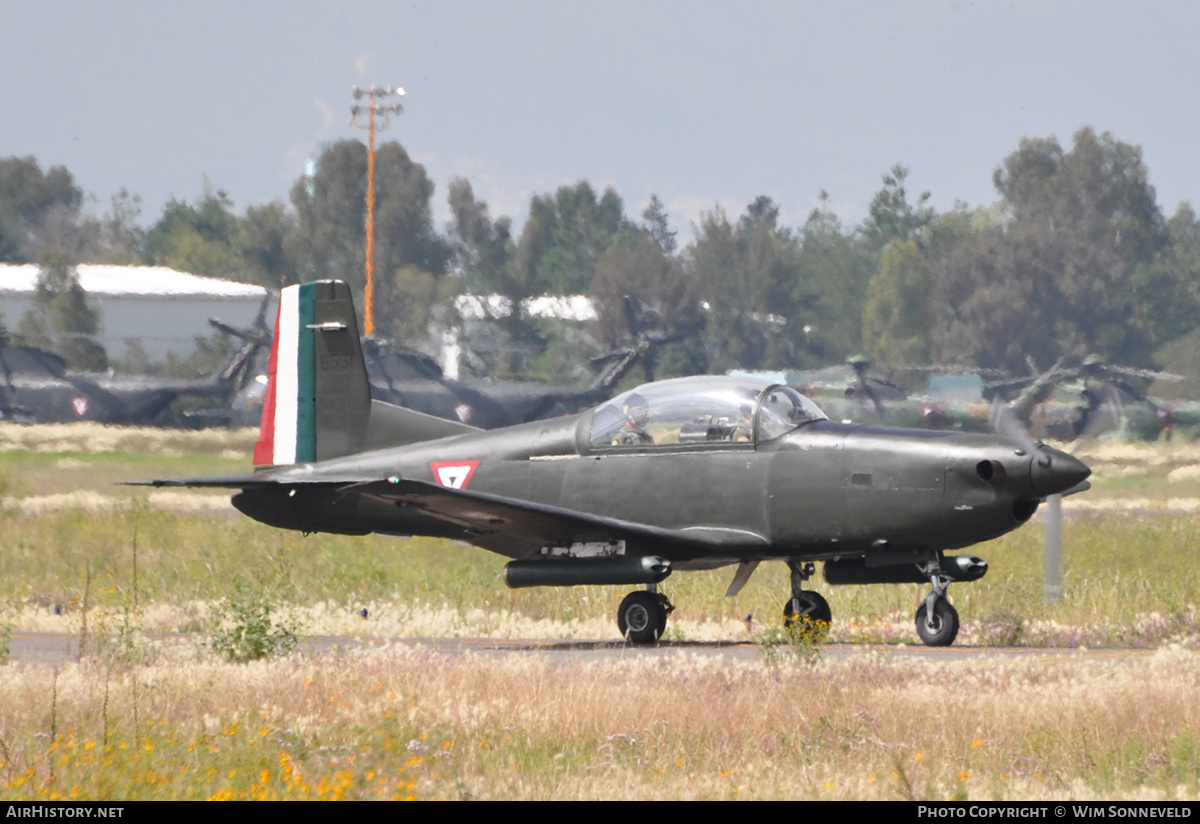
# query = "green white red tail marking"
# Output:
<box><xmin>254</xmin><ymin>283</ymin><xmax>317</xmax><ymax>466</ymax></box>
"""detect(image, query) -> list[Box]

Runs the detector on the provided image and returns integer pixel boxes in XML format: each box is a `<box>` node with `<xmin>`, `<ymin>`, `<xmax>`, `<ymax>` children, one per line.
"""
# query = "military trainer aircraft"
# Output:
<box><xmin>136</xmin><ymin>280</ymin><xmax>1092</xmax><ymax>646</ymax></box>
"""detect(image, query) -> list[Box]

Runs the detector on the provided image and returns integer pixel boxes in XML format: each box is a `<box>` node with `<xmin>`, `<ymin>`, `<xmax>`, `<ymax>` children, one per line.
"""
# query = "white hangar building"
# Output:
<box><xmin>0</xmin><ymin>264</ymin><xmax>271</xmax><ymax>362</ymax></box>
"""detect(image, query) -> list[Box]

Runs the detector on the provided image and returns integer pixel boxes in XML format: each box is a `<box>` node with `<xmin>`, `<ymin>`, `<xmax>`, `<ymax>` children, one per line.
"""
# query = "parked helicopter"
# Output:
<box><xmin>775</xmin><ymin>355</ymin><xmax>1194</xmax><ymax>443</ymax></box>
<box><xmin>214</xmin><ymin>294</ymin><xmax>692</xmax><ymax>430</ymax></box>
<box><xmin>136</xmin><ymin>280</ymin><xmax>1091</xmax><ymax>646</ymax></box>
<box><xmin>742</xmin><ymin>357</ymin><xmax>999</xmax><ymax>432</ymax></box>
<box><xmin>0</xmin><ymin>329</ymin><xmax>259</xmax><ymax>426</ymax></box>
<box><xmin>987</xmin><ymin>356</ymin><xmax>1187</xmax><ymax>442</ymax></box>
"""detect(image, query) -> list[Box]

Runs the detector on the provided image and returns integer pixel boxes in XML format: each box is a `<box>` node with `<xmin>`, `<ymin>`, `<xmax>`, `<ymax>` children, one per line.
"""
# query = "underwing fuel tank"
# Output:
<box><xmin>503</xmin><ymin>556</ymin><xmax>671</xmax><ymax>588</ymax></box>
<box><xmin>824</xmin><ymin>555</ymin><xmax>987</xmax><ymax>585</ymax></box>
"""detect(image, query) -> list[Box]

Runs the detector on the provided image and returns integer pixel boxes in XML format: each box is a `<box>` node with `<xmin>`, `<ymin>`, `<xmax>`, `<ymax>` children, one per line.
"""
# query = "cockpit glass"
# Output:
<box><xmin>756</xmin><ymin>385</ymin><xmax>826</xmax><ymax>441</ymax></box>
<box><xmin>589</xmin><ymin>377</ymin><xmax>826</xmax><ymax>449</ymax></box>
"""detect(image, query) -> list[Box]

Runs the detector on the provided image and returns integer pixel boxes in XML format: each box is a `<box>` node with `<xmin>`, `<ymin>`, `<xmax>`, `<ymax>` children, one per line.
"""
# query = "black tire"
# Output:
<box><xmin>618</xmin><ymin>591</ymin><xmax>666</xmax><ymax>644</ymax></box>
<box><xmin>653</xmin><ymin>595</ymin><xmax>669</xmax><ymax>636</ymax></box>
<box><xmin>783</xmin><ymin>591</ymin><xmax>832</xmax><ymax>638</ymax></box>
<box><xmin>915</xmin><ymin>599</ymin><xmax>959</xmax><ymax>647</ymax></box>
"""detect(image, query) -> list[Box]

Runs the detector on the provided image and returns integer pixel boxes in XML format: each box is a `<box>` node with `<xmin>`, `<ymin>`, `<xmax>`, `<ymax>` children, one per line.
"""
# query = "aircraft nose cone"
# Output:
<box><xmin>1030</xmin><ymin>446</ymin><xmax>1091</xmax><ymax>497</ymax></box>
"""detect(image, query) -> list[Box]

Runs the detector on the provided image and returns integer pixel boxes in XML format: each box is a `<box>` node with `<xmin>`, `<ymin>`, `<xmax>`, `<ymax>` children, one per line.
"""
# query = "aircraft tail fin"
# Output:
<box><xmin>253</xmin><ymin>280</ymin><xmax>479</xmax><ymax>467</ymax></box>
<box><xmin>254</xmin><ymin>280</ymin><xmax>372</xmax><ymax>466</ymax></box>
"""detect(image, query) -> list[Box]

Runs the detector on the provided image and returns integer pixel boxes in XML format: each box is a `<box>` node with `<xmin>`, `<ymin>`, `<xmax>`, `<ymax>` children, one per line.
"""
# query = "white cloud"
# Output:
<box><xmin>312</xmin><ymin>98</ymin><xmax>335</xmax><ymax>133</ymax></box>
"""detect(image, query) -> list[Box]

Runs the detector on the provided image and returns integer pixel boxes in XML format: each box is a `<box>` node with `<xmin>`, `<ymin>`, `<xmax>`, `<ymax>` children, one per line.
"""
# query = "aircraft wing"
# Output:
<box><xmin>347</xmin><ymin>478</ymin><xmax>761</xmax><ymax>559</ymax></box>
<box><xmin>125</xmin><ymin>474</ymin><xmax>284</xmax><ymax>488</ymax></box>
<box><xmin>127</xmin><ymin>474</ymin><xmax>766</xmax><ymax>560</ymax></box>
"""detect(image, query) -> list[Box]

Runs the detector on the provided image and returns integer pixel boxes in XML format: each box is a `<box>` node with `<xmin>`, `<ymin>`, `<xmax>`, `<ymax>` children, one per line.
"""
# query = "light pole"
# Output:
<box><xmin>350</xmin><ymin>84</ymin><xmax>405</xmax><ymax>338</ymax></box>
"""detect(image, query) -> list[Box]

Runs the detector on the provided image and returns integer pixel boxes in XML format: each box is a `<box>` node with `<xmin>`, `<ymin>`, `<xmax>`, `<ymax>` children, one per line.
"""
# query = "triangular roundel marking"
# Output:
<box><xmin>430</xmin><ymin>459</ymin><xmax>481</xmax><ymax>489</ymax></box>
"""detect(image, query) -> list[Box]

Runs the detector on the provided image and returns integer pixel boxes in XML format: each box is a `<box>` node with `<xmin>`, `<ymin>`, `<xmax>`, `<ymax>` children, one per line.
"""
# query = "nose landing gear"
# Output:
<box><xmin>915</xmin><ymin>563</ymin><xmax>959</xmax><ymax>647</ymax></box>
<box><xmin>617</xmin><ymin>586</ymin><xmax>674</xmax><ymax>644</ymax></box>
<box><xmin>783</xmin><ymin>561</ymin><xmax>832</xmax><ymax>640</ymax></box>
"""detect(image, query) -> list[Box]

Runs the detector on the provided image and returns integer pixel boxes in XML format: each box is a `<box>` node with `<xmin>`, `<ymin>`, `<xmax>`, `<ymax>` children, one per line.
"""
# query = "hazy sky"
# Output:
<box><xmin>4</xmin><ymin>1</ymin><xmax>1198</xmax><ymax>239</ymax></box>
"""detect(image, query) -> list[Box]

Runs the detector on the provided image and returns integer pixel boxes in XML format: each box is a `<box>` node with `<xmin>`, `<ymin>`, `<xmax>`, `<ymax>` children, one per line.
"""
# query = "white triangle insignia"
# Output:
<box><xmin>435</xmin><ymin>465</ymin><xmax>472</xmax><ymax>488</ymax></box>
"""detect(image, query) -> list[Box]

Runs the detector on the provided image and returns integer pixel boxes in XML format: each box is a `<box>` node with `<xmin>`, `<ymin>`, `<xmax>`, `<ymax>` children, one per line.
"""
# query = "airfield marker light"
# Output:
<box><xmin>1044</xmin><ymin>493</ymin><xmax>1063</xmax><ymax>603</ymax></box>
<box><xmin>350</xmin><ymin>83</ymin><xmax>405</xmax><ymax>338</ymax></box>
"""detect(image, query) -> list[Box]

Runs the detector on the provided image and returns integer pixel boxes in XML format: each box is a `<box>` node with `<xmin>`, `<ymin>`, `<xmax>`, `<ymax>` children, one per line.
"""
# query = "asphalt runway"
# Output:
<box><xmin>6</xmin><ymin>631</ymin><xmax>1167</xmax><ymax>667</ymax></box>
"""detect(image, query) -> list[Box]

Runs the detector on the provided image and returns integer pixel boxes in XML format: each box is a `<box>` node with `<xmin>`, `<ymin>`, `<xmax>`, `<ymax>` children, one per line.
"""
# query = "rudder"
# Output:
<box><xmin>254</xmin><ymin>280</ymin><xmax>371</xmax><ymax>466</ymax></box>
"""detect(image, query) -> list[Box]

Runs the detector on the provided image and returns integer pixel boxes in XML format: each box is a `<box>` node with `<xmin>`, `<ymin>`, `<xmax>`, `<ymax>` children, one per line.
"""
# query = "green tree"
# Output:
<box><xmin>509</xmin><ymin>182</ymin><xmax>633</xmax><ymax>296</ymax></box>
<box><xmin>1125</xmin><ymin>204</ymin><xmax>1200</xmax><ymax>350</ymax></box>
<box><xmin>94</xmin><ymin>189</ymin><xmax>147</xmax><ymax>264</ymax></box>
<box><xmin>289</xmin><ymin>140</ymin><xmax>449</xmax><ymax>337</ymax></box>
<box><xmin>862</xmin><ymin>164</ymin><xmax>934</xmax><ymax>252</ymax></box>
<box><xmin>862</xmin><ymin>240</ymin><xmax>933</xmax><ymax>365</ymax></box>
<box><xmin>858</xmin><ymin>166</ymin><xmax>938</xmax><ymax>367</ymax></box>
<box><xmin>446</xmin><ymin>177</ymin><xmax>513</xmax><ymax>293</ymax></box>
<box><xmin>591</xmin><ymin>235</ymin><xmax>704</xmax><ymax>379</ymax></box>
<box><xmin>16</xmin><ymin>249</ymin><xmax>107</xmax><ymax>370</ymax></box>
<box><xmin>932</xmin><ymin>128</ymin><xmax>1168</xmax><ymax>373</ymax></box>
<box><xmin>791</xmin><ymin>194</ymin><xmax>874</xmax><ymax>365</ymax></box>
<box><xmin>143</xmin><ymin>187</ymin><xmax>242</xmax><ymax>277</ymax></box>
<box><xmin>1143</xmin><ymin>204</ymin><xmax>1200</xmax><ymax>395</ymax></box>
<box><xmin>142</xmin><ymin>187</ymin><xmax>297</xmax><ymax>288</ymax></box>
<box><xmin>235</xmin><ymin>202</ymin><xmax>297</xmax><ymax>289</ymax></box>
<box><xmin>686</xmin><ymin>198</ymin><xmax>803</xmax><ymax>371</ymax></box>
<box><xmin>0</xmin><ymin>156</ymin><xmax>86</xmax><ymax>262</ymax></box>
<box><xmin>467</xmin><ymin>181</ymin><xmax>635</xmax><ymax>377</ymax></box>
<box><xmin>642</xmin><ymin>194</ymin><xmax>677</xmax><ymax>254</ymax></box>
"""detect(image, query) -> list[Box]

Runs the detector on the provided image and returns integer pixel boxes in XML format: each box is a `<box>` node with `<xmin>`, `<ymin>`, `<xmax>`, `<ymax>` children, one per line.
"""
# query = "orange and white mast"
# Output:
<box><xmin>350</xmin><ymin>84</ymin><xmax>405</xmax><ymax>338</ymax></box>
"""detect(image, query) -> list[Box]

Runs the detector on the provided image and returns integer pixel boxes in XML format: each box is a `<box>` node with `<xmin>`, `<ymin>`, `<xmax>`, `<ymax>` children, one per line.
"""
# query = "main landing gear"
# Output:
<box><xmin>782</xmin><ymin>561</ymin><xmax>831</xmax><ymax>640</ymax></box>
<box><xmin>915</xmin><ymin>563</ymin><xmax>959</xmax><ymax>647</ymax></box>
<box><xmin>617</xmin><ymin>585</ymin><xmax>674</xmax><ymax>644</ymax></box>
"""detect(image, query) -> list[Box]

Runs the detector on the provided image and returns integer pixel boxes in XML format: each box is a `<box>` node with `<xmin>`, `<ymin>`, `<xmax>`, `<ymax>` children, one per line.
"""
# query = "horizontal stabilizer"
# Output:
<box><xmin>364</xmin><ymin>399</ymin><xmax>479</xmax><ymax>449</ymax></box>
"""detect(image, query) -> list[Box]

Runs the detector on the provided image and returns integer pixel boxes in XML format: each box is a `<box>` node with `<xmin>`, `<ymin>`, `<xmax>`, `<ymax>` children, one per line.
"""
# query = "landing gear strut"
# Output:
<box><xmin>915</xmin><ymin>559</ymin><xmax>959</xmax><ymax>647</ymax></box>
<box><xmin>782</xmin><ymin>561</ymin><xmax>831</xmax><ymax>639</ymax></box>
<box><xmin>617</xmin><ymin>585</ymin><xmax>673</xmax><ymax>644</ymax></box>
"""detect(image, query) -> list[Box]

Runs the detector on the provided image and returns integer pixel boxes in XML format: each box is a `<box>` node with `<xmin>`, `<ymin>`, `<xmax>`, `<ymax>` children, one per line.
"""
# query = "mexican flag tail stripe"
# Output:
<box><xmin>254</xmin><ymin>283</ymin><xmax>316</xmax><ymax>466</ymax></box>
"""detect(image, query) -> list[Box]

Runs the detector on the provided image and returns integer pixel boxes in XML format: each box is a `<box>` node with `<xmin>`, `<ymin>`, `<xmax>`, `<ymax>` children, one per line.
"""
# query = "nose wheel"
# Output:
<box><xmin>915</xmin><ymin>561</ymin><xmax>959</xmax><ymax>646</ymax></box>
<box><xmin>617</xmin><ymin>589</ymin><xmax>672</xmax><ymax>644</ymax></box>
<box><xmin>915</xmin><ymin>598</ymin><xmax>959</xmax><ymax>646</ymax></box>
<box><xmin>783</xmin><ymin>591</ymin><xmax>832</xmax><ymax>635</ymax></box>
<box><xmin>782</xmin><ymin>561</ymin><xmax>831</xmax><ymax>640</ymax></box>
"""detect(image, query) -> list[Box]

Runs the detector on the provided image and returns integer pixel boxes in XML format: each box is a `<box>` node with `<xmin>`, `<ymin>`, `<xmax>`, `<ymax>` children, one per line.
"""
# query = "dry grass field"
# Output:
<box><xmin>2</xmin><ymin>643</ymin><xmax>1198</xmax><ymax>800</ymax></box>
<box><xmin>1</xmin><ymin>423</ymin><xmax>1199</xmax><ymax>800</ymax></box>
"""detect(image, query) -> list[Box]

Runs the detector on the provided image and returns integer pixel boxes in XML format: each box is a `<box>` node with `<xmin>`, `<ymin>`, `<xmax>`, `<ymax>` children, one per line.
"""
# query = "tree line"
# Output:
<box><xmin>4</xmin><ymin>126</ymin><xmax>1200</xmax><ymax>390</ymax></box>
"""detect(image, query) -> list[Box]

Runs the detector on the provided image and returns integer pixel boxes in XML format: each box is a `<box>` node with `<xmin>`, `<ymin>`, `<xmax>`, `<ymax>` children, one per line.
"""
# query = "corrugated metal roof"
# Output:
<box><xmin>454</xmin><ymin>292</ymin><xmax>597</xmax><ymax>321</ymax></box>
<box><xmin>0</xmin><ymin>264</ymin><xmax>267</xmax><ymax>298</ymax></box>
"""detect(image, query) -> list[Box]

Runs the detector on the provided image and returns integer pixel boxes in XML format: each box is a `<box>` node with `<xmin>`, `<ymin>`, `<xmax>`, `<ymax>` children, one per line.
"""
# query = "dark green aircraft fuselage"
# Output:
<box><xmin>231</xmin><ymin>408</ymin><xmax>1078</xmax><ymax>568</ymax></box>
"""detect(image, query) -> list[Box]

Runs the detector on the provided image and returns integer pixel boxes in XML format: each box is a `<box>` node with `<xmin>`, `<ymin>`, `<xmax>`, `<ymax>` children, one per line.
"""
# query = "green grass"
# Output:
<box><xmin>0</xmin><ymin>450</ymin><xmax>249</xmax><ymax>498</ymax></box>
<box><xmin>1</xmin><ymin>504</ymin><xmax>1197</xmax><ymax>648</ymax></box>
<box><xmin>1</xmin><ymin>427</ymin><xmax>1199</xmax><ymax>647</ymax></box>
<box><xmin>3</xmin><ymin>426</ymin><xmax>1200</xmax><ymax>800</ymax></box>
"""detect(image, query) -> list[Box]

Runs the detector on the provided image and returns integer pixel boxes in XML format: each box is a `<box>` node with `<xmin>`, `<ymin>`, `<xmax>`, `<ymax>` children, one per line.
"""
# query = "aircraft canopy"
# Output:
<box><xmin>589</xmin><ymin>375</ymin><xmax>826</xmax><ymax>449</ymax></box>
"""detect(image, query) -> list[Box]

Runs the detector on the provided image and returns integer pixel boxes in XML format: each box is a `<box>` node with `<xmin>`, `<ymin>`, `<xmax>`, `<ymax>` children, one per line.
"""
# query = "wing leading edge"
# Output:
<box><xmin>130</xmin><ymin>472</ymin><xmax>766</xmax><ymax>562</ymax></box>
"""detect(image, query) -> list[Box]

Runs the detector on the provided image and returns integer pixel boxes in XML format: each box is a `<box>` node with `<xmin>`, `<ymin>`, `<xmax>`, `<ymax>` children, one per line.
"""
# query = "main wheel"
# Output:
<box><xmin>618</xmin><ymin>591</ymin><xmax>666</xmax><ymax>644</ymax></box>
<box><xmin>915</xmin><ymin>599</ymin><xmax>959</xmax><ymax>647</ymax></box>
<box><xmin>783</xmin><ymin>591</ymin><xmax>832</xmax><ymax>639</ymax></box>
